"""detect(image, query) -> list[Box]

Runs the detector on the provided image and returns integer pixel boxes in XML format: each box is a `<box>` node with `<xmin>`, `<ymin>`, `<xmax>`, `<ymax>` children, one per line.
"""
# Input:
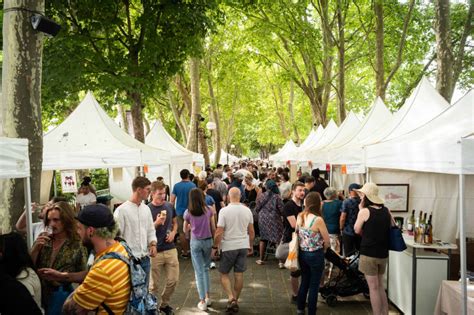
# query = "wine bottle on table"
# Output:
<box><xmin>424</xmin><ymin>214</ymin><xmax>433</xmax><ymax>244</ymax></box>
<box><xmin>407</xmin><ymin>209</ymin><xmax>415</xmax><ymax>235</ymax></box>
<box><xmin>414</xmin><ymin>211</ymin><xmax>421</xmax><ymax>243</ymax></box>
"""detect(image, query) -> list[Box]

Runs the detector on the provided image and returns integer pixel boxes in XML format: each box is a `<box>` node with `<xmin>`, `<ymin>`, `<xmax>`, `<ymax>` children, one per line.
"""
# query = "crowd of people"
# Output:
<box><xmin>0</xmin><ymin>161</ymin><xmax>394</xmax><ymax>315</ymax></box>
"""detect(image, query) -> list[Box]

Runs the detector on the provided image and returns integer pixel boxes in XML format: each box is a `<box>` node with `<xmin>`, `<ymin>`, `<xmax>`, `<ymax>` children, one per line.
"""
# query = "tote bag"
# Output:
<box><xmin>275</xmin><ymin>241</ymin><xmax>289</xmax><ymax>260</ymax></box>
<box><xmin>47</xmin><ymin>284</ymin><xmax>73</xmax><ymax>315</ymax></box>
<box><xmin>284</xmin><ymin>232</ymin><xmax>299</xmax><ymax>271</ymax></box>
<box><xmin>389</xmin><ymin>226</ymin><xmax>407</xmax><ymax>252</ymax></box>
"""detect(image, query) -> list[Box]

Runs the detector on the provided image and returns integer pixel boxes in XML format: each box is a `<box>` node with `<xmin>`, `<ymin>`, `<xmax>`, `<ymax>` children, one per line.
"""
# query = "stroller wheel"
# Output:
<box><xmin>326</xmin><ymin>295</ymin><xmax>337</xmax><ymax>307</ymax></box>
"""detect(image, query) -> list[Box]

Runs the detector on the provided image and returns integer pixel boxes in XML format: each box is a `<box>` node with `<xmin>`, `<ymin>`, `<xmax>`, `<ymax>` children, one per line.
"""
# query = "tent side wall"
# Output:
<box><xmin>368</xmin><ymin>168</ymin><xmax>474</xmax><ymax>243</ymax></box>
<box><xmin>330</xmin><ymin>165</ymin><xmax>365</xmax><ymax>192</ymax></box>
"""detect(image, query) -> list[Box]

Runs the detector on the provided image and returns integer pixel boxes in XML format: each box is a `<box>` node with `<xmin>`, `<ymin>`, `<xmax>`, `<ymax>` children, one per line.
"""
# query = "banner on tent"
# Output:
<box><xmin>60</xmin><ymin>170</ymin><xmax>77</xmax><ymax>193</ymax></box>
<box><xmin>341</xmin><ymin>164</ymin><xmax>366</xmax><ymax>174</ymax></box>
<box><xmin>112</xmin><ymin>168</ymin><xmax>123</xmax><ymax>182</ymax></box>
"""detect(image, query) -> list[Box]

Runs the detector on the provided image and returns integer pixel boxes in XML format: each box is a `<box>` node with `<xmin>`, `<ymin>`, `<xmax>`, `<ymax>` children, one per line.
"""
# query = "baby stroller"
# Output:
<box><xmin>319</xmin><ymin>249</ymin><xmax>369</xmax><ymax>307</ymax></box>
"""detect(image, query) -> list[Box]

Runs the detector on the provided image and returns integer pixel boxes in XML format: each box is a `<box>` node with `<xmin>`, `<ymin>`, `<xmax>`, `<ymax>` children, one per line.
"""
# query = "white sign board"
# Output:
<box><xmin>60</xmin><ymin>170</ymin><xmax>78</xmax><ymax>193</ymax></box>
<box><xmin>346</xmin><ymin>164</ymin><xmax>366</xmax><ymax>174</ymax></box>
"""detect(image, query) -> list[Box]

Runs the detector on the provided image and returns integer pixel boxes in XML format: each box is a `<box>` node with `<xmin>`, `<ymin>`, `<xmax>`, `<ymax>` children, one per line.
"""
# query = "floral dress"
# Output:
<box><xmin>256</xmin><ymin>192</ymin><xmax>284</xmax><ymax>243</ymax></box>
<box><xmin>36</xmin><ymin>238</ymin><xmax>88</xmax><ymax>310</ymax></box>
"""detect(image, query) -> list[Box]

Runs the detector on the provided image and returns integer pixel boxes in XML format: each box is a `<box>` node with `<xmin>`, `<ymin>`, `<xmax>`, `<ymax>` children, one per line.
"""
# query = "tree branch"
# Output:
<box><xmin>383</xmin><ymin>0</ymin><xmax>416</xmax><ymax>90</ymax></box>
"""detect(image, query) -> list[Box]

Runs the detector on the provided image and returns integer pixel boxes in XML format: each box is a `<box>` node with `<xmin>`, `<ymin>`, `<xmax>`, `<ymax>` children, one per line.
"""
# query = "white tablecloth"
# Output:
<box><xmin>434</xmin><ymin>280</ymin><xmax>474</xmax><ymax>314</ymax></box>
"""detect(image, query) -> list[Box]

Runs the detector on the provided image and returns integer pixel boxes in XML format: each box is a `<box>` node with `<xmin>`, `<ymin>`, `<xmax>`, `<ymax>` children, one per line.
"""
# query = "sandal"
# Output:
<box><xmin>230</xmin><ymin>299</ymin><xmax>239</xmax><ymax>313</ymax></box>
<box><xmin>225</xmin><ymin>300</ymin><xmax>234</xmax><ymax>313</ymax></box>
<box><xmin>256</xmin><ymin>259</ymin><xmax>265</xmax><ymax>265</ymax></box>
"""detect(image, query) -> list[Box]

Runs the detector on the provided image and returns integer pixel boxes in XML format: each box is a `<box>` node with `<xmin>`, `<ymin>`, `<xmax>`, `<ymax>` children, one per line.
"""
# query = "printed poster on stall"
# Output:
<box><xmin>60</xmin><ymin>170</ymin><xmax>78</xmax><ymax>193</ymax></box>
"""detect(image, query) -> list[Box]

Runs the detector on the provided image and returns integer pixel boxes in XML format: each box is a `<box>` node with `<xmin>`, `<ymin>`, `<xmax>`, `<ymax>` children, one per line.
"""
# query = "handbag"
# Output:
<box><xmin>275</xmin><ymin>241</ymin><xmax>289</xmax><ymax>260</ymax></box>
<box><xmin>389</xmin><ymin>216</ymin><xmax>407</xmax><ymax>252</ymax></box>
<box><xmin>284</xmin><ymin>232</ymin><xmax>299</xmax><ymax>271</ymax></box>
<box><xmin>47</xmin><ymin>284</ymin><xmax>73</xmax><ymax>315</ymax></box>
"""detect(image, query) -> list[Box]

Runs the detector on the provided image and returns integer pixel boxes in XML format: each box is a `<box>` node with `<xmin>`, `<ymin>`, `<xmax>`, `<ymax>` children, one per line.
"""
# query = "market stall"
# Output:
<box><xmin>42</xmin><ymin>92</ymin><xmax>171</xmax><ymax>202</ymax></box>
<box><xmin>366</xmin><ymin>90</ymin><xmax>473</xmax><ymax>314</ymax></box>
<box><xmin>0</xmin><ymin>137</ymin><xmax>32</xmax><ymax>247</ymax></box>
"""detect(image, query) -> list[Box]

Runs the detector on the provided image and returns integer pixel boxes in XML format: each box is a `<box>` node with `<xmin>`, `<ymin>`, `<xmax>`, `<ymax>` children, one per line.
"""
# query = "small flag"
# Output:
<box><xmin>341</xmin><ymin>164</ymin><xmax>347</xmax><ymax>174</ymax></box>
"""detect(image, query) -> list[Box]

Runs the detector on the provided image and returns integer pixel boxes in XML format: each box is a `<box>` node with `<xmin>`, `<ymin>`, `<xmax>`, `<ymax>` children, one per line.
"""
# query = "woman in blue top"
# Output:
<box><xmin>296</xmin><ymin>192</ymin><xmax>330</xmax><ymax>315</ymax></box>
<box><xmin>322</xmin><ymin>187</ymin><xmax>342</xmax><ymax>281</ymax></box>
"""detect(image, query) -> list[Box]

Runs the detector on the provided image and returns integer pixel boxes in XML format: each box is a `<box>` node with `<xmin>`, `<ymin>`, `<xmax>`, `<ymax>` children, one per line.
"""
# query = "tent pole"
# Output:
<box><xmin>168</xmin><ymin>164</ymin><xmax>172</xmax><ymax>190</ymax></box>
<box><xmin>459</xmin><ymin>173</ymin><xmax>467</xmax><ymax>315</ymax></box>
<box><xmin>329</xmin><ymin>164</ymin><xmax>333</xmax><ymax>186</ymax></box>
<box><xmin>24</xmin><ymin>177</ymin><xmax>33</xmax><ymax>249</ymax></box>
<box><xmin>53</xmin><ymin>170</ymin><xmax>57</xmax><ymax>197</ymax></box>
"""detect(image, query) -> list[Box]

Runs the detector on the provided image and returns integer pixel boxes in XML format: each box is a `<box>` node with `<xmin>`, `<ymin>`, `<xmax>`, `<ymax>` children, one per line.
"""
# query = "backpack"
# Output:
<box><xmin>96</xmin><ymin>240</ymin><xmax>157</xmax><ymax>315</ymax></box>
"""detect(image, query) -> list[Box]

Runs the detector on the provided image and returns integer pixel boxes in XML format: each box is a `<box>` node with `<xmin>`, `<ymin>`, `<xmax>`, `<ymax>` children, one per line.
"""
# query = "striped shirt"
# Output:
<box><xmin>73</xmin><ymin>242</ymin><xmax>130</xmax><ymax>314</ymax></box>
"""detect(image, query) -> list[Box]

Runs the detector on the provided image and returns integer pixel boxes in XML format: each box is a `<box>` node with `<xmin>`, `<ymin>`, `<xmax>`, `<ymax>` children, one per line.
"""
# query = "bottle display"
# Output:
<box><xmin>413</xmin><ymin>210</ymin><xmax>434</xmax><ymax>244</ymax></box>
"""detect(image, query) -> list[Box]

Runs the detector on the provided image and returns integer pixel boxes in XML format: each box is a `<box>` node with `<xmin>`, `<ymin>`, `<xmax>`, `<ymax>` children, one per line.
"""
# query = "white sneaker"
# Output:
<box><xmin>205</xmin><ymin>298</ymin><xmax>212</xmax><ymax>306</ymax></box>
<box><xmin>197</xmin><ymin>301</ymin><xmax>207</xmax><ymax>311</ymax></box>
<box><xmin>210</xmin><ymin>262</ymin><xmax>216</xmax><ymax>269</ymax></box>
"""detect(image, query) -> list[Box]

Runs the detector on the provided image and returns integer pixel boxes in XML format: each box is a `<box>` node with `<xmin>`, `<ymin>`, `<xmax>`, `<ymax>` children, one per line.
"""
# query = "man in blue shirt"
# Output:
<box><xmin>229</xmin><ymin>172</ymin><xmax>245</xmax><ymax>203</ymax></box>
<box><xmin>340</xmin><ymin>183</ymin><xmax>361</xmax><ymax>257</ymax></box>
<box><xmin>170</xmin><ymin>169</ymin><xmax>196</xmax><ymax>258</ymax></box>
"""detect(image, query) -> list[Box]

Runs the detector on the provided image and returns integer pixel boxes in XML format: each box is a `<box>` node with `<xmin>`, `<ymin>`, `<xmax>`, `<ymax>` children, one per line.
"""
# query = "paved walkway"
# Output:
<box><xmin>156</xmin><ymin>254</ymin><xmax>401</xmax><ymax>315</ymax></box>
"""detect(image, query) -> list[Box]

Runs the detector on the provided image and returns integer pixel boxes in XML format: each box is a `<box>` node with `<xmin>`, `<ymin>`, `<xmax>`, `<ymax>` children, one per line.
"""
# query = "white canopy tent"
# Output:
<box><xmin>43</xmin><ymin>92</ymin><xmax>171</xmax><ymax>170</ymax></box>
<box><xmin>0</xmin><ymin>137</ymin><xmax>33</xmax><ymax>247</ymax></box>
<box><xmin>327</xmin><ymin>98</ymin><xmax>393</xmax><ymax>191</ymax></box>
<box><xmin>300</xmin><ymin>119</ymin><xmax>339</xmax><ymax>169</ymax></box>
<box><xmin>366</xmin><ymin>90</ymin><xmax>473</xmax><ymax>314</ymax></box>
<box><xmin>43</xmin><ymin>92</ymin><xmax>171</xmax><ymax>202</ymax></box>
<box><xmin>290</xmin><ymin>125</ymin><xmax>325</xmax><ymax>165</ymax></box>
<box><xmin>210</xmin><ymin>149</ymin><xmax>240</xmax><ymax>165</ymax></box>
<box><xmin>366</xmin><ymin>91</ymin><xmax>473</xmax><ymax>238</ymax></box>
<box><xmin>311</xmin><ymin>111</ymin><xmax>361</xmax><ymax>165</ymax></box>
<box><xmin>145</xmin><ymin>120</ymin><xmax>204</xmax><ymax>187</ymax></box>
<box><xmin>363</xmin><ymin>77</ymin><xmax>449</xmax><ymax>145</ymax></box>
<box><xmin>269</xmin><ymin>139</ymin><xmax>298</xmax><ymax>165</ymax></box>
<box><xmin>329</xmin><ymin>97</ymin><xmax>392</xmax><ymax>166</ymax></box>
<box><xmin>299</xmin><ymin>119</ymin><xmax>339</xmax><ymax>166</ymax></box>
<box><xmin>299</xmin><ymin>128</ymin><xmax>318</xmax><ymax>150</ymax></box>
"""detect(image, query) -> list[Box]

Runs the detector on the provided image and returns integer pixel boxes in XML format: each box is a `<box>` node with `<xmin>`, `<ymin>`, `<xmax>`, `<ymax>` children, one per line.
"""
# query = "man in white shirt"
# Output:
<box><xmin>114</xmin><ymin>176</ymin><xmax>157</xmax><ymax>287</ymax></box>
<box><xmin>211</xmin><ymin>187</ymin><xmax>254</xmax><ymax>313</ymax></box>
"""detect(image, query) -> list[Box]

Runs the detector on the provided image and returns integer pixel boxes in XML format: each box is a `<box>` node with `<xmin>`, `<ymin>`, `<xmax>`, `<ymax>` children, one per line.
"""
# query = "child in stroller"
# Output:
<box><xmin>319</xmin><ymin>249</ymin><xmax>369</xmax><ymax>306</ymax></box>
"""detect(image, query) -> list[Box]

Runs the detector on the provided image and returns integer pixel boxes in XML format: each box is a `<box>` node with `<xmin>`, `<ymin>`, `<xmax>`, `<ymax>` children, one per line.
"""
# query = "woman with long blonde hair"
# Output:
<box><xmin>296</xmin><ymin>192</ymin><xmax>330</xmax><ymax>315</ymax></box>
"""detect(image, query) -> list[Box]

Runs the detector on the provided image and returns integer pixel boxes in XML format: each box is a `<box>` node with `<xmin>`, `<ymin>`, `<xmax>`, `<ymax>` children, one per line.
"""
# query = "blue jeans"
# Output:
<box><xmin>140</xmin><ymin>256</ymin><xmax>151</xmax><ymax>289</ymax></box>
<box><xmin>190</xmin><ymin>238</ymin><xmax>212</xmax><ymax>300</ymax></box>
<box><xmin>297</xmin><ymin>249</ymin><xmax>325</xmax><ymax>315</ymax></box>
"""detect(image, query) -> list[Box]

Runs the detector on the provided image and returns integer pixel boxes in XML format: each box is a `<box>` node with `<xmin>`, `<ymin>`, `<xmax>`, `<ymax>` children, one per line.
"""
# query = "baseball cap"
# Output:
<box><xmin>76</xmin><ymin>204</ymin><xmax>115</xmax><ymax>228</ymax></box>
<box><xmin>348</xmin><ymin>183</ymin><xmax>362</xmax><ymax>192</ymax></box>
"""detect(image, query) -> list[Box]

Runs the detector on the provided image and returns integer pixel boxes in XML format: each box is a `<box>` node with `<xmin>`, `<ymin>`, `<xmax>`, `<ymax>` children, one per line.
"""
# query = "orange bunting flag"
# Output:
<box><xmin>341</xmin><ymin>164</ymin><xmax>347</xmax><ymax>174</ymax></box>
<box><xmin>143</xmin><ymin>164</ymin><xmax>149</xmax><ymax>174</ymax></box>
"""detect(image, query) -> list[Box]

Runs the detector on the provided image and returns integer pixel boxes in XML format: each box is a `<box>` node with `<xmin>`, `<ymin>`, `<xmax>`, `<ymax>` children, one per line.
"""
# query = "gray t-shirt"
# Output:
<box><xmin>217</xmin><ymin>203</ymin><xmax>253</xmax><ymax>252</ymax></box>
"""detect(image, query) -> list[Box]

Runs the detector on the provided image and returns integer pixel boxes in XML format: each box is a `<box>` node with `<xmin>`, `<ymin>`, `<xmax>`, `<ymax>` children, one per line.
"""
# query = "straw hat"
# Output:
<box><xmin>355</xmin><ymin>182</ymin><xmax>385</xmax><ymax>204</ymax></box>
